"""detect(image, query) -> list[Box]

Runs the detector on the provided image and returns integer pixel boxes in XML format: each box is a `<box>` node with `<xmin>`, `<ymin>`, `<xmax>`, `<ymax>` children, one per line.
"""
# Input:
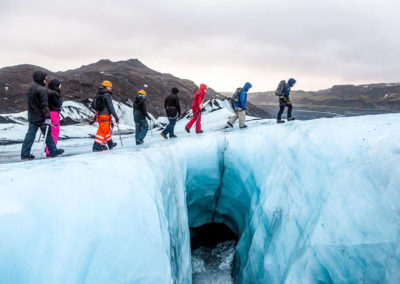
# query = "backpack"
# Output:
<box><xmin>91</xmin><ymin>94</ymin><xmax>105</xmax><ymax>112</ymax></box>
<box><xmin>232</xmin><ymin>87</ymin><xmax>242</xmax><ymax>103</ymax></box>
<box><xmin>275</xmin><ymin>80</ymin><xmax>286</xmax><ymax>96</ymax></box>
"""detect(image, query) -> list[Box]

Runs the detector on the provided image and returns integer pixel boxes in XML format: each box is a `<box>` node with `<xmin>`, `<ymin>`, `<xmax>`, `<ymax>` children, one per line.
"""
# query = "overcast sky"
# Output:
<box><xmin>0</xmin><ymin>0</ymin><xmax>399</xmax><ymax>92</ymax></box>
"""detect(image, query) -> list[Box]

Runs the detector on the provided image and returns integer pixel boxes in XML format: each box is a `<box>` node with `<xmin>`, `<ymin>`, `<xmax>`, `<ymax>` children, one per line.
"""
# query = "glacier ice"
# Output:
<box><xmin>0</xmin><ymin>112</ymin><xmax>399</xmax><ymax>283</ymax></box>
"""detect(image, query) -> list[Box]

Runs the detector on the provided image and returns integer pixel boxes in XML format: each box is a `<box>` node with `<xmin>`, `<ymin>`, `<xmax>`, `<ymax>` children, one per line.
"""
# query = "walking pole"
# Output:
<box><xmin>116</xmin><ymin>123</ymin><xmax>123</xmax><ymax>146</ymax></box>
<box><xmin>149</xmin><ymin>120</ymin><xmax>153</xmax><ymax>137</ymax></box>
<box><xmin>41</xmin><ymin>125</ymin><xmax>50</xmax><ymax>158</ymax></box>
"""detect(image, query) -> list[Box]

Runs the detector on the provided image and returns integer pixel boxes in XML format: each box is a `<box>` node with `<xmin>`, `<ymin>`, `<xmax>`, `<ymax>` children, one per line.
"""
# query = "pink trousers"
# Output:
<box><xmin>45</xmin><ymin>111</ymin><xmax>60</xmax><ymax>155</ymax></box>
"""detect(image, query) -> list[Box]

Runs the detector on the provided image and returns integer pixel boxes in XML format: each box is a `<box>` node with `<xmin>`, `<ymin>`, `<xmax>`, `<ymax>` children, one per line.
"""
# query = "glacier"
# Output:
<box><xmin>0</xmin><ymin>108</ymin><xmax>399</xmax><ymax>283</ymax></box>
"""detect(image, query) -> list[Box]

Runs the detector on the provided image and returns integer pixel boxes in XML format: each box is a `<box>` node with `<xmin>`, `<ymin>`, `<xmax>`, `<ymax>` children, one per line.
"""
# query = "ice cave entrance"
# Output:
<box><xmin>190</xmin><ymin>223</ymin><xmax>238</xmax><ymax>283</ymax></box>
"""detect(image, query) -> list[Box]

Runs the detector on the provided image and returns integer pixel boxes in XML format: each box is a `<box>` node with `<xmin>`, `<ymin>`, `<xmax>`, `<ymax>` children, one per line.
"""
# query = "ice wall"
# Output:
<box><xmin>0</xmin><ymin>114</ymin><xmax>399</xmax><ymax>283</ymax></box>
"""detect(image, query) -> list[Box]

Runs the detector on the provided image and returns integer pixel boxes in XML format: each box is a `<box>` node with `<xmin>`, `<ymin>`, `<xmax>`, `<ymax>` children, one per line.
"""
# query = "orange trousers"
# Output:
<box><xmin>94</xmin><ymin>115</ymin><xmax>112</xmax><ymax>146</ymax></box>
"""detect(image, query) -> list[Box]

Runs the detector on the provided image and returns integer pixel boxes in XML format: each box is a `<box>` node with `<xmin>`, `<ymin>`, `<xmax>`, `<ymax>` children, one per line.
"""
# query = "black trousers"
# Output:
<box><xmin>161</xmin><ymin>108</ymin><xmax>178</xmax><ymax>137</ymax></box>
<box><xmin>21</xmin><ymin>122</ymin><xmax>57</xmax><ymax>158</ymax></box>
<box><xmin>277</xmin><ymin>98</ymin><xmax>293</xmax><ymax>120</ymax></box>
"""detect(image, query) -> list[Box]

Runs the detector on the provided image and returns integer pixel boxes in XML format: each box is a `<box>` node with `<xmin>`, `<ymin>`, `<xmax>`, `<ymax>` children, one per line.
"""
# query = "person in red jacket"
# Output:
<box><xmin>185</xmin><ymin>84</ymin><xmax>207</xmax><ymax>134</ymax></box>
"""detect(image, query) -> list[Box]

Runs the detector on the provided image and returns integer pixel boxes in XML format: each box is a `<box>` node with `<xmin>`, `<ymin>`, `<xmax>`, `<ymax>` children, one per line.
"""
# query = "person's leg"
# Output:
<box><xmin>169</xmin><ymin>118</ymin><xmax>177</xmax><ymax>136</ymax></box>
<box><xmin>40</xmin><ymin>124</ymin><xmax>57</xmax><ymax>156</ymax></box>
<box><xmin>93</xmin><ymin>116</ymin><xmax>108</xmax><ymax>151</ymax></box>
<box><xmin>287</xmin><ymin>103</ymin><xmax>293</xmax><ymax>118</ymax></box>
<box><xmin>135</xmin><ymin>121</ymin><xmax>141</xmax><ymax>144</ymax></box>
<box><xmin>195</xmin><ymin>112</ymin><xmax>202</xmax><ymax>132</ymax></box>
<box><xmin>46</xmin><ymin>111</ymin><xmax>60</xmax><ymax>155</ymax></box>
<box><xmin>228</xmin><ymin>109</ymin><xmax>239</xmax><ymax>125</ymax></box>
<box><xmin>21</xmin><ymin>122</ymin><xmax>39</xmax><ymax>158</ymax></box>
<box><xmin>277</xmin><ymin>105</ymin><xmax>285</xmax><ymax>121</ymax></box>
<box><xmin>238</xmin><ymin>108</ymin><xmax>246</xmax><ymax>128</ymax></box>
<box><xmin>138</xmin><ymin>119</ymin><xmax>149</xmax><ymax>141</ymax></box>
<box><xmin>162</xmin><ymin>121</ymin><xmax>171</xmax><ymax>136</ymax></box>
<box><xmin>186</xmin><ymin>110</ymin><xmax>199</xmax><ymax>130</ymax></box>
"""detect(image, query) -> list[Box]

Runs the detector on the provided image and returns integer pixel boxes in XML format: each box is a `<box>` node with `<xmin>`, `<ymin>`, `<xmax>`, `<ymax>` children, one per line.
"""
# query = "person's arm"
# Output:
<box><xmin>39</xmin><ymin>88</ymin><xmax>50</xmax><ymax>119</ymax></box>
<box><xmin>175</xmin><ymin>96</ymin><xmax>181</xmax><ymax>116</ymax></box>
<box><xmin>198</xmin><ymin>93</ymin><xmax>204</xmax><ymax>109</ymax></box>
<box><xmin>142</xmin><ymin>100</ymin><xmax>152</xmax><ymax>120</ymax></box>
<box><xmin>240</xmin><ymin>91</ymin><xmax>247</xmax><ymax>109</ymax></box>
<box><xmin>105</xmin><ymin>94</ymin><xmax>119</xmax><ymax>122</ymax></box>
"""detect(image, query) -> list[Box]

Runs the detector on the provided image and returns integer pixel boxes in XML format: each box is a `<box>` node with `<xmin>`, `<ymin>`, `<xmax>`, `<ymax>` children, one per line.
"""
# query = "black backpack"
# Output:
<box><xmin>91</xmin><ymin>94</ymin><xmax>105</xmax><ymax>112</ymax></box>
<box><xmin>275</xmin><ymin>80</ymin><xmax>286</xmax><ymax>97</ymax></box>
<box><xmin>232</xmin><ymin>87</ymin><xmax>242</xmax><ymax>103</ymax></box>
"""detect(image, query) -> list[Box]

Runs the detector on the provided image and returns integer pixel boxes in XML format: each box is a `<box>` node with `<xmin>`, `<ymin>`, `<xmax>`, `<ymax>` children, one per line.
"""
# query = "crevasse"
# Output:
<box><xmin>0</xmin><ymin>114</ymin><xmax>399</xmax><ymax>283</ymax></box>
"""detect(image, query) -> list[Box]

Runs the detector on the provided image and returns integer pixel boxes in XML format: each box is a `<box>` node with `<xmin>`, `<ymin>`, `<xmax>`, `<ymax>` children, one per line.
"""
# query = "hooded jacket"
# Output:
<box><xmin>281</xmin><ymin>78</ymin><xmax>296</xmax><ymax>100</ymax></box>
<box><xmin>191</xmin><ymin>84</ymin><xmax>207</xmax><ymax>111</ymax></box>
<box><xmin>47</xmin><ymin>79</ymin><xmax>63</xmax><ymax>112</ymax></box>
<box><xmin>133</xmin><ymin>95</ymin><xmax>151</xmax><ymax>122</ymax></box>
<box><xmin>234</xmin><ymin>82</ymin><xmax>252</xmax><ymax>109</ymax></box>
<box><xmin>27</xmin><ymin>71</ymin><xmax>50</xmax><ymax>122</ymax></box>
<box><xmin>96</xmin><ymin>87</ymin><xmax>119</xmax><ymax>121</ymax></box>
<box><xmin>164</xmin><ymin>89</ymin><xmax>181</xmax><ymax>117</ymax></box>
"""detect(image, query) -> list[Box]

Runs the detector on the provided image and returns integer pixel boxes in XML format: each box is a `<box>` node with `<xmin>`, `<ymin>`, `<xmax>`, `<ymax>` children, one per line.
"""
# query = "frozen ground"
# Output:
<box><xmin>0</xmin><ymin>100</ymin><xmax>399</xmax><ymax>283</ymax></box>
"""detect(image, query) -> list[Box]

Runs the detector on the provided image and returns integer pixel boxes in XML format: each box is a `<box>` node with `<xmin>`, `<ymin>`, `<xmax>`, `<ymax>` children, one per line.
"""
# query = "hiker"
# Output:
<box><xmin>277</xmin><ymin>78</ymin><xmax>296</xmax><ymax>123</ymax></box>
<box><xmin>160</xmin><ymin>87</ymin><xmax>181</xmax><ymax>139</ymax></box>
<box><xmin>92</xmin><ymin>80</ymin><xmax>119</xmax><ymax>152</ymax></box>
<box><xmin>134</xmin><ymin>89</ymin><xmax>152</xmax><ymax>145</ymax></box>
<box><xmin>185</xmin><ymin>84</ymin><xmax>207</xmax><ymax>134</ymax></box>
<box><xmin>227</xmin><ymin>82</ymin><xmax>252</xmax><ymax>128</ymax></box>
<box><xmin>45</xmin><ymin>79</ymin><xmax>63</xmax><ymax>157</ymax></box>
<box><xmin>20</xmin><ymin>71</ymin><xmax>64</xmax><ymax>160</ymax></box>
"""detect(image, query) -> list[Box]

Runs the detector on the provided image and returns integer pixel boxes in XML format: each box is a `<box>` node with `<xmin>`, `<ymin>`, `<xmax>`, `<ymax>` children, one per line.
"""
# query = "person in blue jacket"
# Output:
<box><xmin>277</xmin><ymin>78</ymin><xmax>296</xmax><ymax>123</ymax></box>
<box><xmin>227</xmin><ymin>82</ymin><xmax>252</xmax><ymax>128</ymax></box>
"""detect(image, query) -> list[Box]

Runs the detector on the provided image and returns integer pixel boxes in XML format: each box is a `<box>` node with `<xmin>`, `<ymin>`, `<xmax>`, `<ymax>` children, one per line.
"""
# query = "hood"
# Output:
<box><xmin>33</xmin><ymin>71</ymin><xmax>47</xmax><ymax>86</ymax></box>
<box><xmin>48</xmin><ymin>79</ymin><xmax>61</xmax><ymax>93</ymax></box>
<box><xmin>288</xmin><ymin>78</ymin><xmax>296</xmax><ymax>87</ymax></box>
<box><xmin>171</xmin><ymin>87</ymin><xmax>179</xmax><ymax>95</ymax></box>
<box><xmin>243</xmin><ymin>82</ymin><xmax>252</xmax><ymax>91</ymax></box>
<box><xmin>200</xmin><ymin>84</ymin><xmax>207</xmax><ymax>91</ymax></box>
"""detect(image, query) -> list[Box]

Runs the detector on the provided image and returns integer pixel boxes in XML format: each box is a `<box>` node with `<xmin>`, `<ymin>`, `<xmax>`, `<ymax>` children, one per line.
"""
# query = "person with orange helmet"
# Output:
<box><xmin>185</xmin><ymin>83</ymin><xmax>207</xmax><ymax>134</ymax></box>
<box><xmin>91</xmin><ymin>80</ymin><xmax>120</xmax><ymax>152</ymax></box>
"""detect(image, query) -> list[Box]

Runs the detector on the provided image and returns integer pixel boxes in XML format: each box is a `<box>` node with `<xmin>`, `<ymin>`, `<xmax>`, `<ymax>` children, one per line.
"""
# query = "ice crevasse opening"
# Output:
<box><xmin>0</xmin><ymin>114</ymin><xmax>399</xmax><ymax>283</ymax></box>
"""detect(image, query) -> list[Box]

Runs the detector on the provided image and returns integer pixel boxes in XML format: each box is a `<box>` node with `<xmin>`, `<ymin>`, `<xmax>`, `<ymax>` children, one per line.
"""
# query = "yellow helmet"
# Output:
<box><xmin>102</xmin><ymin>80</ymin><xmax>112</xmax><ymax>88</ymax></box>
<box><xmin>138</xmin><ymin>89</ymin><xmax>147</xmax><ymax>96</ymax></box>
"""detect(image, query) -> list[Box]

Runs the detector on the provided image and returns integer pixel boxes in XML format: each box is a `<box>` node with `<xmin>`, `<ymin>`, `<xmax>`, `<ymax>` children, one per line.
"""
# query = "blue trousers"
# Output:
<box><xmin>135</xmin><ymin>119</ymin><xmax>148</xmax><ymax>143</ymax></box>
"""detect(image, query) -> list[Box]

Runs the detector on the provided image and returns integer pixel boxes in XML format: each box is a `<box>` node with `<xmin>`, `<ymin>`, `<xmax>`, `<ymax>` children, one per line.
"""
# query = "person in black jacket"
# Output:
<box><xmin>92</xmin><ymin>80</ymin><xmax>120</xmax><ymax>152</ymax></box>
<box><xmin>133</xmin><ymin>89</ymin><xmax>152</xmax><ymax>145</ymax></box>
<box><xmin>160</xmin><ymin>87</ymin><xmax>181</xmax><ymax>139</ymax></box>
<box><xmin>20</xmin><ymin>71</ymin><xmax>64</xmax><ymax>160</ymax></box>
<box><xmin>45</xmin><ymin>79</ymin><xmax>63</xmax><ymax>157</ymax></box>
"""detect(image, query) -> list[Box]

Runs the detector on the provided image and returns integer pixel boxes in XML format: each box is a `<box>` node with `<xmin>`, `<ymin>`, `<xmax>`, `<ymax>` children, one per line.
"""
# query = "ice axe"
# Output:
<box><xmin>116</xmin><ymin>123</ymin><xmax>123</xmax><ymax>146</ymax></box>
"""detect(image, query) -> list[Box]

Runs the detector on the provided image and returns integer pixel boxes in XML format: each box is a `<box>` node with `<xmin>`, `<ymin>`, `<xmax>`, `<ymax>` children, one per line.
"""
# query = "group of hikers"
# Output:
<box><xmin>20</xmin><ymin>71</ymin><xmax>296</xmax><ymax>160</ymax></box>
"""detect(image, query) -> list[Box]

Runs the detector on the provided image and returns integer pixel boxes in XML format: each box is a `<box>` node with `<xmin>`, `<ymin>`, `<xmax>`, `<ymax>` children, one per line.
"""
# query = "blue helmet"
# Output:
<box><xmin>288</xmin><ymin>78</ymin><xmax>296</xmax><ymax>86</ymax></box>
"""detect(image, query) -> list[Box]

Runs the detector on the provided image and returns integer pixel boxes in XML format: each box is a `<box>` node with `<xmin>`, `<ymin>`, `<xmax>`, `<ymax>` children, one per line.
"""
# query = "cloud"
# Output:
<box><xmin>0</xmin><ymin>0</ymin><xmax>399</xmax><ymax>91</ymax></box>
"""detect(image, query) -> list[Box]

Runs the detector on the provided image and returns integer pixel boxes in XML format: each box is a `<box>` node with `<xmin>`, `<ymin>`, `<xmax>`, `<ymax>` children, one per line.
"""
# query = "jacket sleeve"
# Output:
<box><xmin>282</xmin><ymin>85</ymin><xmax>290</xmax><ymax>99</ymax></box>
<box><xmin>39</xmin><ymin>88</ymin><xmax>50</xmax><ymax>119</ymax></box>
<box><xmin>240</xmin><ymin>91</ymin><xmax>247</xmax><ymax>109</ymax></box>
<box><xmin>105</xmin><ymin>94</ymin><xmax>119</xmax><ymax>121</ymax></box>
<box><xmin>175</xmin><ymin>96</ymin><xmax>181</xmax><ymax>116</ymax></box>
<box><xmin>142</xmin><ymin>100</ymin><xmax>152</xmax><ymax>120</ymax></box>
<box><xmin>197</xmin><ymin>93</ymin><xmax>204</xmax><ymax>108</ymax></box>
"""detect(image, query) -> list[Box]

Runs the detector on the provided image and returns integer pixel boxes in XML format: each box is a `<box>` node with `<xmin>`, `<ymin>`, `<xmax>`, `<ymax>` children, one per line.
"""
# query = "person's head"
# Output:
<box><xmin>138</xmin><ymin>89</ymin><xmax>147</xmax><ymax>97</ymax></box>
<box><xmin>102</xmin><ymin>80</ymin><xmax>112</xmax><ymax>91</ymax></box>
<box><xmin>200</xmin><ymin>84</ymin><xmax>207</xmax><ymax>92</ymax></box>
<box><xmin>243</xmin><ymin>82</ymin><xmax>252</xmax><ymax>91</ymax></box>
<box><xmin>171</xmin><ymin>87</ymin><xmax>179</xmax><ymax>95</ymax></box>
<box><xmin>48</xmin><ymin>79</ymin><xmax>61</xmax><ymax>92</ymax></box>
<box><xmin>33</xmin><ymin>71</ymin><xmax>48</xmax><ymax>86</ymax></box>
<box><xmin>288</xmin><ymin>78</ymin><xmax>296</xmax><ymax>87</ymax></box>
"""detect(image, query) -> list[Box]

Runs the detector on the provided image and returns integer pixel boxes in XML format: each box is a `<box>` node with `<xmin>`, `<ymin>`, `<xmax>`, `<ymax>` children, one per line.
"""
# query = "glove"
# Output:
<box><xmin>44</xmin><ymin>119</ymin><xmax>51</xmax><ymax>125</ymax></box>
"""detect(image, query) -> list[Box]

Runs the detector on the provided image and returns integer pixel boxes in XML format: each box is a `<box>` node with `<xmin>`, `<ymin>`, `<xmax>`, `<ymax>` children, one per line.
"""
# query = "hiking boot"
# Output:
<box><xmin>107</xmin><ymin>141</ymin><xmax>117</xmax><ymax>150</ymax></box>
<box><xmin>227</xmin><ymin>121</ymin><xmax>233</xmax><ymax>128</ymax></box>
<box><xmin>196</xmin><ymin>130</ymin><xmax>204</xmax><ymax>134</ymax></box>
<box><xmin>50</xmin><ymin>149</ymin><xmax>64</xmax><ymax>158</ymax></box>
<box><xmin>185</xmin><ymin>127</ymin><xmax>190</xmax><ymax>133</ymax></box>
<box><xmin>277</xmin><ymin>120</ymin><xmax>285</xmax><ymax>124</ymax></box>
<box><xmin>160</xmin><ymin>133</ymin><xmax>168</xmax><ymax>140</ymax></box>
<box><xmin>287</xmin><ymin>117</ymin><xmax>296</xmax><ymax>121</ymax></box>
<box><xmin>240</xmin><ymin>125</ymin><xmax>248</xmax><ymax>129</ymax></box>
<box><xmin>170</xmin><ymin>135</ymin><xmax>178</xmax><ymax>138</ymax></box>
<box><xmin>21</xmin><ymin>154</ymin><xmax>35</xmax><ymax>161</ymax></box>
<box><xmin>93</xmin><ymin>143</ymin><xmax>107</xmax><ymax>152</ymax></box>
<box><xmin>136</xmin><ymin>139</ymin><xmax>144</xmax><ymax>145</ymax></box>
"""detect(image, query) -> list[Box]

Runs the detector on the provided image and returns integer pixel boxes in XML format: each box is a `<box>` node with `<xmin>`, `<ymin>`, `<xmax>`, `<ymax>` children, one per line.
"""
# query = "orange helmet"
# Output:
<box><xmin>138</xmin><ymin>89</ymin><xmax>147</xmax><ymax>96</ymax></box>
<box><xmin>102</xmin><ymin>80</ymin><xmax>112</xmax><ymax>88</ymax></box>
